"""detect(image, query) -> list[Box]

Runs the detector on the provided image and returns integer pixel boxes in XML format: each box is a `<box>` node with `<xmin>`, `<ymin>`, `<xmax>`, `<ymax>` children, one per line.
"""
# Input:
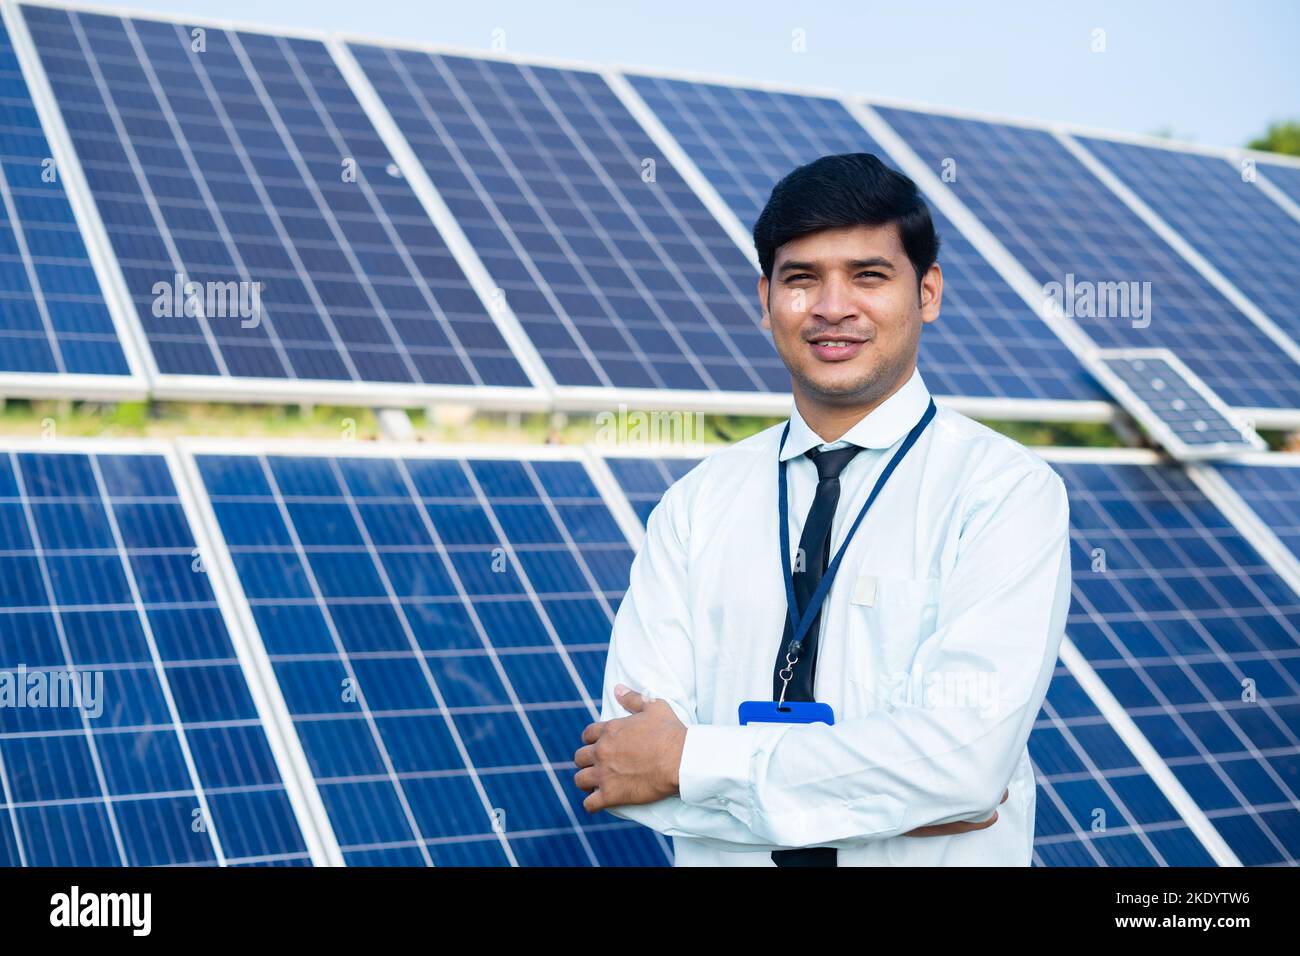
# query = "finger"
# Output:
<box><xmin>573</xmin><ymin>766</ymin><xmax>598</xmax><ymax>793</ymax></box>
<box><xmin>583</xmin><ymin>788</ymin><xmax>608</xmax><ymax>814</ymax></box>
<box><xmin>614</xmin><ymin>683</ymin><xmax>646</xmax><ymax>713</ymax></box>
<box><xmin>573</xmin><ymin>743</ymin><xmax>595</xmax><ymax>769</ymax></box>
<box><xmin>580</xmin><ymin>721</ymin><xmax>607</xmax><ymax>745</ymax></box>
<box><xmin>1000</xmin><ymin>788</ymin><xmax>1009</xmax><ymax>805</ymax></box>
<box><xmin>904</xmin><ymin>810</ymin><xmax>999</xmax><ymax>838</ymax></box>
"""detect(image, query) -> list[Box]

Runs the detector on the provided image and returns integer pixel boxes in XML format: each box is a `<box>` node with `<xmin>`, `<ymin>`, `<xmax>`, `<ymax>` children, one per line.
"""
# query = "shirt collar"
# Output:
<box><xmin>779</xmin><ymin>366</ymin><xmax>931</xmax><ymax>462</ymax></box>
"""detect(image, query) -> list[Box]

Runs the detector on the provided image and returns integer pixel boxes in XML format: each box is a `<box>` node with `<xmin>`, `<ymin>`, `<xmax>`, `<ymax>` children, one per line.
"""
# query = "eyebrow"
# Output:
<box><xmin>777</xmin><ymin>256</ymin><xmax>897</xmax><ymax>274</ymax></box>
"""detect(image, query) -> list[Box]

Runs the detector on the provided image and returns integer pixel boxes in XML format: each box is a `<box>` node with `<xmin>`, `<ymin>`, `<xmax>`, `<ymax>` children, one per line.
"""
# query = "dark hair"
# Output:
<box><xmin>752</xmin><ymin>153</ymin><xmax>940</xmax><ymax>290</ymax></box>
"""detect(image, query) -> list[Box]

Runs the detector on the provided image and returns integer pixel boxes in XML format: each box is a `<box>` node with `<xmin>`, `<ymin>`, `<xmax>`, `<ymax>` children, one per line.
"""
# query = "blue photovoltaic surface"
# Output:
<box><xmin>0</xmin><ymin>449</ymin><xmax>310</xmax><ymax>866</ymax></box>
<box><xmin>873</xmin><ymin>107</ymin><xmax>1300</xmax><ymax>410</ymax></box>
<box><xmin>1079</xmin><ymin>137</ymin><xmax>1300</xmax><ymax>350</ymax></box>
<box><xmin>22</xmin><ymin>5</ymin><xmax>529</xmax><ymax>388</ymax></box>
<box><xmin>604</xmin><ymin>454</ymin><xmax>1217</xmax><ymax>865</ymax></box>
<box><xmin>1099</xmin><ymin>354</ymin><xmax>1252</xmax><ymax>449</ymax></box>
<box><xmin>1216</xmin><ymin>462</ymin><xmax>1300</xmax><ymax>565</ymax></box>
<box><xmin>195</xmin><ymin>451</ymin><xmax>670</xmax><ymax>866</ymax></box>
<box><xmin>603</xmin><ymin>455</ymin><xmax>700</xmax><ymax>524</ymax></box>
<box><xmin>1060</xmin><ymin>461</ymin><xmax>1300</xmax><ymax>866</ymax></box>
<box><xmin>1259</xmin><ymin>161</ymin><xmax>1300</xmax><ymax>210</ymax></box>
<box><xmin>349</xmin><ymin>44</ymin><xmax>785</xmax><ymax>393</ymax></box>
<box><xmin>1031</xmin><ymin>664</ymin><xmax>1215</xmax><ymax>865</ymax></box>
<box><xmin>0</xmin><ymin>17</ymin><xmax>129</xmax><ymax>378</ymax></box>
<box><xmin>626</xmin><ymin>75</ymin><xmax>1103</xmax><ymax>403</ymax></box>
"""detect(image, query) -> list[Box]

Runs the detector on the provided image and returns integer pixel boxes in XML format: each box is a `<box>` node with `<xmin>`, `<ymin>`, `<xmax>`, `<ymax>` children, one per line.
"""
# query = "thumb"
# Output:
<box><xmin>614</xmin><ymin>683</ymin><xmax>647</xmax><ymax>713</ymax></box>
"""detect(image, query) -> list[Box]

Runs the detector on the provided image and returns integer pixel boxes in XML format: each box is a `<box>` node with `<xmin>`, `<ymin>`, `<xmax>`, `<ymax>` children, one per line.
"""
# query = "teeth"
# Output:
<box><xmin>816</xmin><ymin>341</ymin><xmax>851</xmax><ymax>348</ymax></box>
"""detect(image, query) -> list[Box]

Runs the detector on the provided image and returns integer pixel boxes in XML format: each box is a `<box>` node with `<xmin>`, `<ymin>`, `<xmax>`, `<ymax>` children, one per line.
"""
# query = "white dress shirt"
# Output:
<box><xmin>599</xmin><ymin>367</ymin><xmax>1072</xmax><ymax>865</ymax></box>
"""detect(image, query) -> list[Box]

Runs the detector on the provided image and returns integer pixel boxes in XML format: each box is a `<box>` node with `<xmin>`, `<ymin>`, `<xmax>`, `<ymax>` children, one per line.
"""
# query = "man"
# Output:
<box><xmin>573</xmin><ymin>153</ymin><xmax>1071</xmax><ymax>866</ymax></box>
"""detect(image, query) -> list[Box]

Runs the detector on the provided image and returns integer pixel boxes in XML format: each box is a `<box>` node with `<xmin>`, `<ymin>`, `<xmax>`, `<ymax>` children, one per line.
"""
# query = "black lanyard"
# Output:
<box><xmin>776</xmin><ymin>397</ymin><xmax>937</xmax><ymax>659</ymax></box>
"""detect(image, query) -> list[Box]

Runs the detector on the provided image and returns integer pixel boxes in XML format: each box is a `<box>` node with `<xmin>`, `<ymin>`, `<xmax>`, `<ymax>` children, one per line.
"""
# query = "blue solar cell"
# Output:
<box><xmin>0</xmin><ymin>16</ymin><xmax>129</xmax><ymax>379</ymax></box>
<box><xmin>22</xmin><ymin>5</ymin><xmax>530</xmax><ymax>390</ymax></box>
<box><xmin>195</xmin><ymin>450</ymin><xmax>668</xmax><ymax>867</ymax></box>
<box><xmin>626</xmin><ymin>74</ymin><xmax>1103</xmax><ymax>403</ymax></box>
<box><xmin>1060</xmin><ymin>459</ymin><xmax>1300</xmax><ymax>865</ymax></box>
<box><xmin>349</xmin><ymin>44</ymin><xmax>785</xmax><ymax>394</ymax></box>
<box><xmin>1078</xmin><ymin>138</ymin><xmax>1300</xmax><ymax>352</ymax></box>
<box><xmin>1216</xmin><ymin>461</ymin><xmax>1300</xmax><ymax>564</ymax></box>
<box><xmin>874</xmin><ymin>106</ymin><xmax>1300</xmax><ymax>410</ymax></box>
<box><xmin>1258</xmin><ymin>160</ymin><xmax>1300</xmax><ymax>212</ymax></box>
<box><xmin>0</xmin><ymin>448</ymin><xmax>310</xmax><ymax>865</ymax></box>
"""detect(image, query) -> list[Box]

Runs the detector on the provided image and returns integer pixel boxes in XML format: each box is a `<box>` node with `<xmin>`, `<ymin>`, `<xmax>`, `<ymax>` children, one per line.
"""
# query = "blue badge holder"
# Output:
<box><xmin>739</xmin><ymin>700</ymin><xmax>834</xmax><ymax>726</ymax></box>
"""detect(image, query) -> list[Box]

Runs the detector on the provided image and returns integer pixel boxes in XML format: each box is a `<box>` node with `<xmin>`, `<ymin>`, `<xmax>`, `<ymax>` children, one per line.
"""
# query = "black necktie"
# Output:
<box><xmin>771</xmin><ymin>443</ymin><xmax>863</xmax><ymax>868</ymax></box>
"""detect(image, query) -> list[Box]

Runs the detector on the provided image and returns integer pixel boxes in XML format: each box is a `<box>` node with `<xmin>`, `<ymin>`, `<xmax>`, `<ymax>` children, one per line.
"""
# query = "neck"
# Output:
<box><xmin>793</xmin><ymin>366</ymin><xmax>914</xmax><ymax>443</ymax></box>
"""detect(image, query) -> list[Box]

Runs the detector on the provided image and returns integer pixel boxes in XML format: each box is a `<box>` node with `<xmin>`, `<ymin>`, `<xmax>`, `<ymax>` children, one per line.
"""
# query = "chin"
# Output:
<box><xmin>798</xmin><ymin>367</ymin><xmax>881</xmax><ymax>402</ymax></box>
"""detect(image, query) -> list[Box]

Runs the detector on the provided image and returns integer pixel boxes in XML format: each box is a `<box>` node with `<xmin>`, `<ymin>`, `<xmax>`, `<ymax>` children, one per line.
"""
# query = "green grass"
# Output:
<box><xmin>0</xmin><ymin>398</ymin><xmax>1291</xmax><ymax>452</ymax></box>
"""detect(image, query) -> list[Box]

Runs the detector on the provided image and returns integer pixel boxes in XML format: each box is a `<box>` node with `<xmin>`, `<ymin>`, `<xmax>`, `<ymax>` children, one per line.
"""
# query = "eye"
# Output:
<box><xmin>857</xmin><ymin>270</ymin><xmax>886</xmax><ymax>280</ymax></box>
<box><xmin>783</xmin><ymin>273</ymin><xmax>814</xmax><ymax>282</ymax></box>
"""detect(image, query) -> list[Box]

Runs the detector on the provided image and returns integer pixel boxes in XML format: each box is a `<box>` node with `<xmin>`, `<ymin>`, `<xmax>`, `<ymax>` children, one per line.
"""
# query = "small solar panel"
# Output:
<box><xmin>1089</xmin><ymin>348</ymin><xmax>1265</xmax><ymax>460</ymax></box>
<box><xmin>874</xmin><ymin>106</ymin><xmax>1300</xmax><ymax>411</ymax></box>
<box><xmin>0</xmin><ymin>12</ymin><xmax>135</xmax><ymax>391</ymax></box>
<box><xmin>0</xmin><ymin>445</ymin><xmax>312</xmax><ymax>865</ymax></box>
<box><xmin>348</xmin><ymin>44</ymin><xmax>786</xmax><ymax>398</ymax></box>
<box><xmin>1078</xmin><ymin>137</ymin><xmax>1300</xmax><ymax>352</ymax></box>
<box><xmin>1057</xmin><ymin>458</ymin><xmax>1300</xmax><ymax>866</ymax></box>
<box><xmin>191</xmin><ymin>447</ymin><xmax>670</xmax><ymax>866</ymax></box>
<box><xmin>626</xmin><ymin>74</ymin><xmax>1103</xmax><ymax>404</ymax></box>
<box><xmin>21</xmin><ymin>4</ymin><xmax>535</xmax><ymax>400</ymax></box>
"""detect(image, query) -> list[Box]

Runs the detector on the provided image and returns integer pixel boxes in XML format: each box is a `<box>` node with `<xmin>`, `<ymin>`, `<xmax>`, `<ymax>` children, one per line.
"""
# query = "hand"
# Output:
<box><xmin>574</xmin><ymin>685</ymin><xmax>687</xmax><ymax>813</ymax></box>
<box><xmin>903</xmin><ymin>788</ymin><xmax>1009</xmax><ymax>837</ymax></box>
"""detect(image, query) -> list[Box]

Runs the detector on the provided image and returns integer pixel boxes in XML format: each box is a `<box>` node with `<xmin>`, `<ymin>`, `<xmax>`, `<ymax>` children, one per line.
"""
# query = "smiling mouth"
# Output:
<box><xmin>806</xmin><ymin>335</ymin><xmax>870</xmax><ymax>361</ymax></box>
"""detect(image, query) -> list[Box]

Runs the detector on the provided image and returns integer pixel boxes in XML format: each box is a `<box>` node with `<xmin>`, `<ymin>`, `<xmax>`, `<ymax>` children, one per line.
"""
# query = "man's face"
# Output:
<box><xmin>759</xmin><ymin>223</ymin><xmax>941</xmax><ymax>408</ymax></box>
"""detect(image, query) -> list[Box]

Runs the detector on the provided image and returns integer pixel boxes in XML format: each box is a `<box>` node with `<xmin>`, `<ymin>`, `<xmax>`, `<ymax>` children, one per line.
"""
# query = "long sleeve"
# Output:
<box><xmin>599</xmin><ymin>463</ymin><xmax>790</xmax><ymax>849</ymax></box>
<box><xmin>673</xmin><ymin>461</ymin><xmax>1072</xmax><ymax>848</ymax></box>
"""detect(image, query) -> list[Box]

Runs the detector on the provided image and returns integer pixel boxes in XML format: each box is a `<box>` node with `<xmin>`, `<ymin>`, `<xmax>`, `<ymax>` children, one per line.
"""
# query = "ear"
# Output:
<box><xmin>919</xmin><ymin>262</ymin><xmax>942</xmax><ymax>326</ymax></box>
<box><xmin>758</xmin><ymin>274</ymin><xmax>771</xmax><ymax>330</ymax></box>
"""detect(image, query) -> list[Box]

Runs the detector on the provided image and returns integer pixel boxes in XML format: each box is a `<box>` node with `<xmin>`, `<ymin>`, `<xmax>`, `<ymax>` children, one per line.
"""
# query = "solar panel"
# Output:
<box><xmin>625</xmin><ymin>74</ymin><xmax>1104</xmax><ymax>405</ymax></box>
<box><xmin>1076</xmin><ymin>136</ymin><xmax>1300</xmax><ymax>352</ymax></box>
<box><xmin>873</xmin><ymin>106</ymin><xmax>1300</xmax><ymax>412</ymax></box>
<box><xmin>20</xmin><ymin>3</ymin><xmax>537</xmax><ymax>403</ymax></box>
<box><xmin>1214</xmin><ymin>459</ymin><xmax>1300</xmax><ymax>567</ymax></box>
<box><xmin>189</xmin><ymin>444</ymin><xmax>671</xmax><ymax>866</ymax></box>
<box><xmin>347</xmin><ymin>44</ymin><xmax>787</xmax><ymax>403</ymax></box>
<box><xmin>1088</xmin><ymin>348</ymin><xmax>1265</xmax><ymax>460</ymax></box>
<box><xmin>601</xmin><ymin>451</ymin><xmax>1225</xmax><ymax>865</ymax></box>
<box><xmin>1055</xmin><ymin>456</ymin><xmax>1300</xmax><ymax>865</ymax></box>
<box><xmin>0</xmin><ymin>9</ymin><xmax>138</xmax><ymax>395</ymax></box>
<box><xmin>0</xmin><ymin>443</ymin><xmax>314</xmax><ymax>866</ymax></box>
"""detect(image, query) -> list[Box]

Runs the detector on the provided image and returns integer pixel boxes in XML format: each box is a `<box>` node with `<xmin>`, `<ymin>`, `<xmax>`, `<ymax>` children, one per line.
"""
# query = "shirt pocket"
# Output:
<box><xmin>844</xmin><ymin>573</ymin><xmax>941</xmax><ymax>701</ymax></box>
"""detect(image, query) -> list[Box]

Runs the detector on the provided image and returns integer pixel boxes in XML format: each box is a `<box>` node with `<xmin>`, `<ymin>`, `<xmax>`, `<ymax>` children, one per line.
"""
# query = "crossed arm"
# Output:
<box><xmin>572</xmin><ymin>459</ymin><xmax>1071</xmax><ymax>851</ymax></box>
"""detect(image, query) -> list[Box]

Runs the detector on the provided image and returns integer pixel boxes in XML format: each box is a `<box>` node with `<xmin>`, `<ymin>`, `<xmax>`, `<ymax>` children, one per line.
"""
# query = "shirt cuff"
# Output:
<box><xmin>677</xmin><ymin>724</ymin><xmax>759</xmax><ymax>811</ymax></box>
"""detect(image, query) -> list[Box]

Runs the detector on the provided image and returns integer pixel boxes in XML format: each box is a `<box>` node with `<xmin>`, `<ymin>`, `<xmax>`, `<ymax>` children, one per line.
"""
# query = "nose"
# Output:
<box><xmin>811</xmin><ymin>273</ymin><xmax>857</xmax><ymax>324</ymax></box>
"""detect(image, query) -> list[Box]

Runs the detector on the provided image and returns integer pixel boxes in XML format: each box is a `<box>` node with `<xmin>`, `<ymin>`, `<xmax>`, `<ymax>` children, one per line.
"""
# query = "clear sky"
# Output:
<box><xmin>71</xmin><ymin>0</ymin><xmax>1298</xmax><ymax>151</ymax></box>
